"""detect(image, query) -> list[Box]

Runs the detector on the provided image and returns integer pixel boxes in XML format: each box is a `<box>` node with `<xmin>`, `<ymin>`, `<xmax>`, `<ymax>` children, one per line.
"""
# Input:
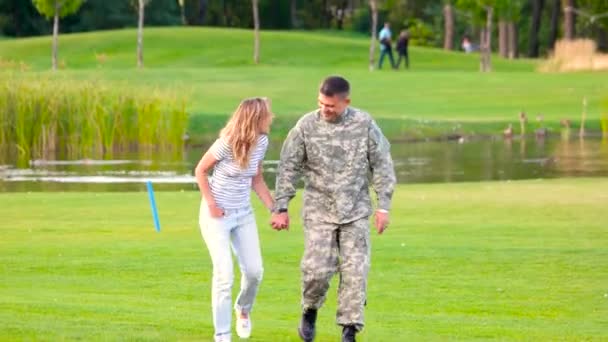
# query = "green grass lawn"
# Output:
<box><xmin>1</xmin><ymin>27</ymin><xmax>607</xmax><ymax>140</ymax></box>
<box><xmin>1</xmin><ymin>178</ymin><xmax>607</xmax><ymax>341</ymax></box>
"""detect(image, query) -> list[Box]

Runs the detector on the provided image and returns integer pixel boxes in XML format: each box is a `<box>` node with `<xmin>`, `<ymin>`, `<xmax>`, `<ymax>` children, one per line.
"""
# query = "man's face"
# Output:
<box><xmin>318</xmin><ymin>93</ymin><xmax>350</xmax><ymax>122</ymax></box>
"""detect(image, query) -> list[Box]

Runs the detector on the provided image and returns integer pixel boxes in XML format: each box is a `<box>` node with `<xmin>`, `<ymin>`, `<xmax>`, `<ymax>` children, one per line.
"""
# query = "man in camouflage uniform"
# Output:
<box><xmin>271</xmin><ymin>76</ymin><xmax>396</xmax><ymax>342</ymax></box>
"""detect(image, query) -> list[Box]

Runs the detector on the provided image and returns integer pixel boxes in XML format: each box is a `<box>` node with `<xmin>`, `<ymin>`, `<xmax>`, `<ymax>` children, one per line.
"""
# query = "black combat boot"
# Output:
<box><xmin>341</xmin><ymin>325</ymin><xmax>357</xmax><ymax>342</ymax></box>
<box><xmin>298</xmin><ymin>308</ymin><xmax>317</xmax><ymax>341</ymax></box>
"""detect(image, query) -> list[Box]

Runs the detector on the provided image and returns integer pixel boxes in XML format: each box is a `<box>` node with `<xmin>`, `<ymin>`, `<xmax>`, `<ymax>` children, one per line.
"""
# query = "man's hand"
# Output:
<box><xmin>374</xmin><ymin>210</ymin><xmax>389</xmax><ymax>234</ymax></box>
<box><xmin>271</xmin><ymin>212</ymin><xmax>289</xmax><ymax>231</ymax></box>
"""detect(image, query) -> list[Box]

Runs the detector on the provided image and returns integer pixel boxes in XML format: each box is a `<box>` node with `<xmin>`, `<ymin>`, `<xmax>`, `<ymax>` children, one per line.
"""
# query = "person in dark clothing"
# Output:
<box><xmin>395</xmin><ymin>30</ymin><xmax>410</xmax><ymax>69</ymax></box>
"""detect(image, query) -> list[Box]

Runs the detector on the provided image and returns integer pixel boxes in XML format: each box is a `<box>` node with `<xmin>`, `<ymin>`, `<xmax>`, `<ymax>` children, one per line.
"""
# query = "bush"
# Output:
<box><xmin>402</xmin><ymin>18</ymin><xmax>437</xmax><ymax>47</ymax></box>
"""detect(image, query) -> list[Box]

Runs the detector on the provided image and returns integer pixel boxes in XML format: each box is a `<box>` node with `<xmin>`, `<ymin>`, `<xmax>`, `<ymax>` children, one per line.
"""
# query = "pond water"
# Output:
<box><xmin>1</xmin><ymin>136</ymin><xmax>607</xmax><ymax>192</ymax></box>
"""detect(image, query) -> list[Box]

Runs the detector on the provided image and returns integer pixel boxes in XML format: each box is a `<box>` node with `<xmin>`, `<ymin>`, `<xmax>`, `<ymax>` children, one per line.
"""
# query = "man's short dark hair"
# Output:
<box><xmin>319</xmin><ymin>76</ymin><xmax>350</xmax><ymax>98</ymax></box>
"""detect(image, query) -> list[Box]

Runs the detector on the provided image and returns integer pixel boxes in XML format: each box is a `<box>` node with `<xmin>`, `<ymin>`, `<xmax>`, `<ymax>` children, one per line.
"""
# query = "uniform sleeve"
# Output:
<box><xmin>368</xmin><ymin>120</ymin><xmax>396</xmax><ymax>211</ymax></box>
<box><xmin>209</xmin><ymin>138</ymin><xmax>230</xmax><ymax>161</ymax></box>
<box><xmin>273</xmin><ymin>124</ymin><xmax>306</xmax><ymax>211</ymax></box>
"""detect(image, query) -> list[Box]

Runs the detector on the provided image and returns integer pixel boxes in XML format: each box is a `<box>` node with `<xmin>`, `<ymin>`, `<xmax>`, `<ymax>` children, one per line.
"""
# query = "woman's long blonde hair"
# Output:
<box><xmin>220</xmin><ymin>97</ymin><xmax>273</xmax><ymax>169</ymax></box>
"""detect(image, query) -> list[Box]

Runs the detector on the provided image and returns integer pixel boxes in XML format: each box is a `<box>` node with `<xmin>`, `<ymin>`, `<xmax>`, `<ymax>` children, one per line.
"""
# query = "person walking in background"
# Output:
<box><xmin>195</xmin><ymin>98</ymin><xmax>275</xmax><ymax>342</ymax></box>
<box><xmin>270</xmin><ymin>76</ymin><xmax>396</xmax><ymax>342</ymax></box>
<box><xmin>461</xmin><ymin>35</ymin><xmax>473</xmax><ymax>53</ymax></box>
<box><xmin>395</xmin><ymin>30</ymin><xmax>410</xmax><ymax>69</ymax></box>
<box><xmin>378</xmin><ymin>22</ymin><xmax>395</xmax><ymax>69</ymax></box>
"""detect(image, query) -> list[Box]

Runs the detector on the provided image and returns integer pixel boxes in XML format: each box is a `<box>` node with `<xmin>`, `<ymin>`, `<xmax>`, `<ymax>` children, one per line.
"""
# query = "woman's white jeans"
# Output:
<box><xmin>199</xmin><ymin>203</ymin><xmax>263</xmax><ymax>339</ymax></box>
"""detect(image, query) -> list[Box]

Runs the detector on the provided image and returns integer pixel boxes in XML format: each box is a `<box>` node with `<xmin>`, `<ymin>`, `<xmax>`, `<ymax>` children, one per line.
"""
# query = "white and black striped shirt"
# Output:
<box><xmin>209</xmin><ymin>134</ymin><xmax>269</xmax><ymax>209</ymax></box>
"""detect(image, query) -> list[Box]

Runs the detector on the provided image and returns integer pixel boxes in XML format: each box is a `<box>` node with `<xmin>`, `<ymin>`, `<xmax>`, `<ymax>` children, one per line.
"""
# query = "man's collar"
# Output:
<box><xmin>317</xmin><ymin>107</ymin><xmax>350</xmax><ymax>123</ymax></box>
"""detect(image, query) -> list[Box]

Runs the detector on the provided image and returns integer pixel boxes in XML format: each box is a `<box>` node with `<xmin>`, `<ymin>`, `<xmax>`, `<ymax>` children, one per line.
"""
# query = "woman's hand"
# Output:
<box><xmin>208</xmin><ymin>203</ymin><xmax>225</xmax><ymax>218</ymax></box>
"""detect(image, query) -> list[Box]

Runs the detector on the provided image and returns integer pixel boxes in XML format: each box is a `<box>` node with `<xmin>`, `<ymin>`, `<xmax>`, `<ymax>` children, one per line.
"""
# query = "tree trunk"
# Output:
<box><xmin>290</xmin><ymin>0</ymin><xmax>298</xmax><ymax>28</ymax></box>
<box><xmin>598</xmin><ymin>28</ymin><xmax>608</xmax><ymax>52</ymax></box>
<box><xmin>443</xmin><ymin>3</ymin><xmax>454</xmax><ymax>50</ymax></box>
<box><xmin>563</xmin><ymin>0</ymin><xmax>575</xmax><ymax>40</ymax></box>
<box><xmin>199</xmin><ymin>0</ymin><xmax>208</xmax><ymax>25</ymax></box>
<box><xmin>252</xmin><ymin>0</ymin><xmax>260</xmax><ymax>64</ymax></box>
<box><xmin>480</xmin><ymin>28</ymin><xmax>487</xmax><ymax>70</ymax></box>
<box><xmin>322</xmin><ymin>0</ymin><xmax>329</xmax><ymax>28</ymax></box>
<box><xmin>507</xmin><ymin>21</ymin><xmax>519</xmax><ymax>59</ymax></box>
<box><xmin>179</xmin><ymin>0</ymin><xmax>187</xmax><ymax>25</ymax></box>
<box><xmin>328</xmin><ymin>0</ymin><xmax>335</xmax><ymax>28</ymax></box>
<box><xmin>336</xmin><ymin>0</ymin><xmax>348</xmax><ymax>30</ymax></box>
<box><xmin>137</xmin><ymin>0</ymin><xmax>145</xmax><ymax>68</ymax></box>
<box><xmin>223</xmin><ymin>0</ymin><xmax>229</xmax><ymax>26</ymax></box>
<box><xmin>13</xmin><ymin>1</ymin><xmax>22</xmax><ymax>37</ymax></box>
<box><xmin>498</xmin><ymin>20</ymin><xmax>508</xmax><ymax>58</ymax></box>
<box><xmin>369</xmin><ymin>0</ymin><xmax>378</xmax><ymax>71</ymax></box>
<box><xmin>480</xmin><ymin>6</ymin><xmax>493</xmax><ymax>72</ymax></box>
<box><xmin>548</xmin><ymin>0</ymin><xmax>560</xmax><ymax>49</ymax></box>
<box><xmin>52</xmin><ymin>4</ymin><xmax>59</xmax><ymax>71</ymax></box>
<box><xmin>528</xmin><ymin>0</ymin><xmax>544</xmax><ymax>57</ymax></box>
<box><xmin>487</xmin><ymin>7</ymin><xmax>493</xmax><ymax>71</ymax></box>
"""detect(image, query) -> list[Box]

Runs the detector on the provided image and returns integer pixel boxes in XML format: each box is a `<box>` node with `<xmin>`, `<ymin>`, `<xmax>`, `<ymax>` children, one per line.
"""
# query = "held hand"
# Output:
<box><xmin>375</xmin><ymin>210</ymin><xmax>389</xmax><ymax>235</ymax></box>
<box><xmin>270</xmin><ymin>212</ymin><xmax>289</xmax><ymax>231</ymax></box>
<box><xmin>208</xmin><ymin>203</ymin><xmax>225</xmax><ymax>218</ymax></box>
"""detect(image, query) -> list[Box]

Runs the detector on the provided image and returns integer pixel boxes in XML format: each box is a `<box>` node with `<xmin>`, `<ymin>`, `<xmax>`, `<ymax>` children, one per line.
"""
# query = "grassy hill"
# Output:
<box><xmin>1</xmin><ymin>27</ymin><xmax>607</xmax><ymax>140</ymax></box>
<box><xmin>0</xmin><ymin>27</ymin><xmax>537</xmax><ymax>71</ymax></box>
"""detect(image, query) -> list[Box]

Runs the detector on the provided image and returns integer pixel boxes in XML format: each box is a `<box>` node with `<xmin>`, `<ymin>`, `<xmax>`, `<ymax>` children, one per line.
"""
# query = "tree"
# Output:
<box><xmin>335</xmin><ymin>0</ymin><xmax>348</xmax><ymax>30</ymax></box>
<box><xmin>252</xmin><ymin>0</ymin><xmax>260</xmax><ymax>64</ymax></box>
<box><xmin>576</xmin><ymin>0</ymin><xmax>608</xmax><ymax>51</ymax></box>
<box><xmin>368</xmin><ymin>0</ymin><xmax>378</xmax><ymax>71</ymax></box>
<box><xmin>290</xmin><ymin>0</ymin><xmax>298</xmax><ymax>28</ymax></box>
<box><xmin>456</xmin><ymin>0</ymin><xmax>495</xmax><ymax>71</ymax></box>
<box><xmin>0</xmin><ymin>0</ymin><xmax>48</xmax><ymax>37</ymax></box>
<box><xmin>495</xmin><ymin>0</ymin><xmax>509</xmax><ymax>57</ymax></box>
<box><xmin>563</xmin><ymin>0</ymin><xmax>575</xmax><ymax>40</ymax></box>
<box><xmin>199</xmin><ymin>0</ymin><xmax>208</xmax><ymax>25</ymax></box>
<box><xmin>178</xmin><ymin>0</ymin><xmax>186</xmax><ymax>25</ymax></box>
<box><xmin>495</xmin><ymin>0</ymin><xmax>524</xmax><ymax>59</ymax></box>
<box><xmin>443</xmin><ymin>1</ymin><xmax>454</xmax><ymax>50</ymax></box>
<box><xmin>507</xmin><ymin>18</ymin><xmax>520</xmax><ymax>58</ymax></box>
<box><xmin>31</xmin><ymin>0</ymin><xmax>84</xmax><ymax>70</ymax></box>
<box><xmin>480</xmin><ymin>5</ymin><xmax>493</xmax><ymax>71</ymax></box>
<box><xmin>548</xmin><ymin>0</ymin><xmax>560</xmax><ymax>49</ymax></box>
<box><xmin>497</xmin><ymin>19</ymin><xmax>507</xmax><ymax>56</ymax></box>
<box><xmin>136</xmin><ymin>0</ymin><xmax>150</xmax><ymax>68</ymax></box>
<box><xmin>57</xmin><ymin>0</ymin><xmax>178</xmax><ymax>34</ymax></box>
<box><xmin>528</xmin><ymin>0</ymin><xmax>544</xmax><ymax>57</ymax></box>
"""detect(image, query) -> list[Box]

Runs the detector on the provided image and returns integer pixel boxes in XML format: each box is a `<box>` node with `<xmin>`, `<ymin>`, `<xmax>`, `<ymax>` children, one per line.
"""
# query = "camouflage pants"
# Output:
<box><xmin>301</xmin><ymin>217</ymin><xmax>370</xmax><ymax>331</ymax></box>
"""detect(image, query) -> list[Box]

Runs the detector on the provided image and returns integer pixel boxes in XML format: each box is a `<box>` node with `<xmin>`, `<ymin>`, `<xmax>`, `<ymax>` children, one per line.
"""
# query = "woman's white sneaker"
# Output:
<box><xmin>235</xmin><ymin>311</ymin><xmax>252</xmax><ymax>338</ymax></box>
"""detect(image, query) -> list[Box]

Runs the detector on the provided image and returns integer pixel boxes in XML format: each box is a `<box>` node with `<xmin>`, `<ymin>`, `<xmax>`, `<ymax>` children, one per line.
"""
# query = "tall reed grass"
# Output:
<box><xmin>0</xmin><ymin>77</ymin><xmax>188</xmax><ymax>164</ymax></box>
<box><xmin>601</xmin><ymin>96</ymin><xmax>608</xmax><ymax>140</ymax></box>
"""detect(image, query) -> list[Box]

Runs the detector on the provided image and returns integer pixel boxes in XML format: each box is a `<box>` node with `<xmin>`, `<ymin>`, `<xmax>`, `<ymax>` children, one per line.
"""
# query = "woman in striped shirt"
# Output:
<box><xmin>195</xmin><ymin>97</ymin><xmax>275</xmax><ymax>342</ymax></box>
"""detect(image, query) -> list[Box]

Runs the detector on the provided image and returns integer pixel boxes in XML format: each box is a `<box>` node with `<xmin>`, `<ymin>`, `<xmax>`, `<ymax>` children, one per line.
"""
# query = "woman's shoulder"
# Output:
<box><xmin>258</xmin><ymin>134</ymin><xmax>269</xmax><ymax>146</ymax></box>
<box><xmin>216</xmin><ymin>136</ymin><xmax>231</xmax><ymax>149</ymax></box>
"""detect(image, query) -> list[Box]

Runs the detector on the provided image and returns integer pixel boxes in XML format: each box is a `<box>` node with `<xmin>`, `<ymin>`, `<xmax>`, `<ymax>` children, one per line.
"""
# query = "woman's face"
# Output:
<box><xmin>259</xmin><ymin>109</ymin><xmax>274</xmax><ymax>134</ymax></box>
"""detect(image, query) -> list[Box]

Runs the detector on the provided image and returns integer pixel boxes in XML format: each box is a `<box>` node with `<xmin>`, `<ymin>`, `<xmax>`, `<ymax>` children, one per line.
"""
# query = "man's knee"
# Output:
<box><xmin>302</xmin><ymin>268</ymin><xmax>333</xmax><ymax>299</ymax></box>
<box><xmin>302</xmin><ymin>267</ymin><xmax>333</xmax><ymax>285</ymax></box>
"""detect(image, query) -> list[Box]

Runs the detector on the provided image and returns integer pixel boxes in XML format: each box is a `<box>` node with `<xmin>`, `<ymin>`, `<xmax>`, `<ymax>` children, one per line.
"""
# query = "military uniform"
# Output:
<box><xmin>274</xmin><ymin>107</ymin><xmax>396</xmax><ymax>331</ymax></box>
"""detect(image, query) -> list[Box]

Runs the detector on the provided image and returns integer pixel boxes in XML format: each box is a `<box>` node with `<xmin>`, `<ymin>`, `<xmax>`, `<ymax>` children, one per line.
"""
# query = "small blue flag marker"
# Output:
<box><xmin>146</xmin><ymin>181</ymin><xmax>161</xmax><ymax>233</ymax></box>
